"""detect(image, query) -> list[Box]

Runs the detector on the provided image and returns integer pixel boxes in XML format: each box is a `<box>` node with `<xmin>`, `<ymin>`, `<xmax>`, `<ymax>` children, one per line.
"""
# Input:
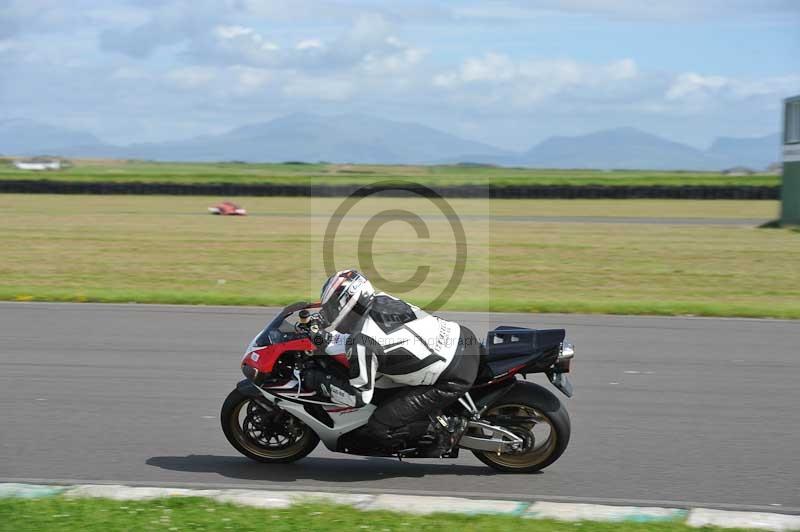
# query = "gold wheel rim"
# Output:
<box><xmin>229</xmin><ymin>399</ymin><xmax>311</xmax><ymax>460</ymax></box>
<box><xmin>475</xmin><ymin>403</ymin><xmax>558</xmax><ymax>469</ymax></box>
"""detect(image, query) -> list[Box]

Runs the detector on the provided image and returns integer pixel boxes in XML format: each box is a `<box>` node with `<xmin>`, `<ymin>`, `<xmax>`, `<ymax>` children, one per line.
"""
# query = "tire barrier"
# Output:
<box><xmin>0</xmin><ymin>179</ymin><xmax>780</xmax><ymax>200</ymax></box>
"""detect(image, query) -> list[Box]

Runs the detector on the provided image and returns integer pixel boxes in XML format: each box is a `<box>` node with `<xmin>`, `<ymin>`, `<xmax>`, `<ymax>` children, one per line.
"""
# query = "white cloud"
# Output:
<box><xmin>1</xmin><ymin>0</ymin><xmax>116</xmax><ymax>37</ymax></box>
<box><xmin>362</xmin><ymin>44</ymin><xmax>426</xmax><ymax>75</ymax></box>
<box><xmin>346</xmin><ymin>13</ymin><xmax>392</xmax><ymax>47</ymax></box>
<box><xmin>214</xmin><ymin>25</ymin><xmax>256</xmax><ymax>40</ymax></box>
<box><xmin>2</xmin><ymin>0</ymin><xmax>795</xmax><ymax>149</ymax></box>
<box><xmin>0</xmin><ymin>38</ymin><xmax>22</xmax><ymax>55</ymax></box>
<box><xmin>437</xmin><ymin>54</ymin><xmax>639</xmax><ymax>87</ymax></box>
<box><xmin>666</xmin><ymin>72</ymin><xmax>800</xmax><ymax>103</ymax></box>
<box><xmin>296</xmin><ymin>39</ymin><xmax>323</xmax><ymax>50</ymax></box>
<box><xmin>239</xmin><ymin>0</ymin><xmax>363</xmax><ymax>21</ymax></box>
<box><xmin>606</xmin><ymin>58</ymin><xmax>638</xmax><ymax>80</ymax></box>
<box><xmin>666</xmin><ymin>73</ymin><xmax>729</xmax><ymax>101</ymax></box>
<box><xmin>211</xmin><ymin>24</ymin><xmax>280</xmax><ymax>60</ymax></box>
<box><xmin>451</xmin><ymin>0</ymin><xmax>800</xmax><ymax>23</ymax></box>
<box><xmin>462</xmin><ymin>52</ymin><xmax>516</xmax><ymax>82</ymax></box>
<box><xmin>232</xmin><ymin>66</ymin><xmax>272</xmax><ymax>93</ymax></box>
<box><xmin>434</xmin><ymin>54</ymin><xmax>509</xmax><ymax>87</ymax></box>
<box><xmin>434</xmin><ymin>51</ymin><xmax>797</xmax><ymax>121</ymax></box>
<box><xmin>434</xmin><ymin>54</ymin><xmax>642</xmax><ymax>108</ymax></box>
<box><xmin>282</xmin><ymin>75</ymin><xmax>355</xmax><ymax>101</ymax></box>
<box><xmin>85</xmin><ymin>5</ymin><xmax>150</xmax><ymax>28</ymax></box>
<box><xmin>99</xmin><ymin>0</ymin><xmax>241</xmax><ymax>57</ymax></box>
<box><xmin>166</xmin><ymin>66</ymin><xmax>218</xmax><ymax>89</ymax></box>
<box><xmin>194</xmin><ymin>11</ymin><xmax>427</xmax><ymax>86</ymax></box>
<box><xmin>163</xmin><ymin>63</ymin><xmax>276</xmax><ymax>94</ymax></box>
<box><xmin>452</xmin><ymin>4</ymin><xmax>545</xmax><ymax>21</ymax></box>
<box><xmin>111</xmin><ymin>66</ymin><xmax>151</xmax><ymax>81</ymax></box>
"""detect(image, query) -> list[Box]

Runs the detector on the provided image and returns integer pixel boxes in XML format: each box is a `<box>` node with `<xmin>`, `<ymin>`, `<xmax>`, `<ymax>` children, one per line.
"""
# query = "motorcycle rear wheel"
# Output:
<box><xmin>221</xmin><ymin>388</ymin><xmax>319</xmax><ymax>463</ymax></box>
<box><xmin>471</xmin><ymin>382</ymin><xmax>570</xmax><ymax>473</ymax></box>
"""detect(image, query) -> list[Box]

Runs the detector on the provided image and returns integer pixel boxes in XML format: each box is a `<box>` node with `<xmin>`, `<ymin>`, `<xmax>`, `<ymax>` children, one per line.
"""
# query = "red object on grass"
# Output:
<box><xmin>208</xmin><ymin>201</ymin><xmax>247</xmax><ymax>215</ymax></box>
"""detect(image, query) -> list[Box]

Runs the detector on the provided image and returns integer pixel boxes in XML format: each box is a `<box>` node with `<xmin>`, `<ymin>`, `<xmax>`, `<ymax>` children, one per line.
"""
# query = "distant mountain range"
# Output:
<box><xmin>0</xmin><ymin>114</ymin><xmax>781</xmax><ymax>171</ymax></box>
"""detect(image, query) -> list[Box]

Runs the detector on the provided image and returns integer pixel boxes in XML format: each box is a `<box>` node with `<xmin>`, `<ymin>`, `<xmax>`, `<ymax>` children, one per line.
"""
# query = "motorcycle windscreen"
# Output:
<box><xmin>248</xmin><ymin>302</ymin><xmax>314</xmax><ymax>349</ymax></box>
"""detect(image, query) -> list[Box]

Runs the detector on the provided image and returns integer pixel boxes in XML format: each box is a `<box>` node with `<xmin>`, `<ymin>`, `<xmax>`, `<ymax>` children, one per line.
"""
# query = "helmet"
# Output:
<box><xmin>320</xmin><ymin>269</ymin><xmax>374</xmax><ymax>331</ymax></box>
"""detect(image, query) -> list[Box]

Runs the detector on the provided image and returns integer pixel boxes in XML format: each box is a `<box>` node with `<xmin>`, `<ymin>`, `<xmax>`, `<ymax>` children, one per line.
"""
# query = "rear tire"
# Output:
<box><xmin>221</xmin><ymin>388</ymin><xmax>319</xmax><ymax>463</ymax></box>
<box><xmin>471</xmin><ymin>381</ymin><xmax>570</xmax><ymax>473</ymax></box>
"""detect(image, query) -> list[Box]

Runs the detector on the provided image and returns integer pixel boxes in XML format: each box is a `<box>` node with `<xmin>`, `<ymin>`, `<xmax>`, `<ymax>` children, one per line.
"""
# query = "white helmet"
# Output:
<box><xmin>320</xmin><ymin>269</ymin><xmax>375</xmax><ymax>331</ymax></box>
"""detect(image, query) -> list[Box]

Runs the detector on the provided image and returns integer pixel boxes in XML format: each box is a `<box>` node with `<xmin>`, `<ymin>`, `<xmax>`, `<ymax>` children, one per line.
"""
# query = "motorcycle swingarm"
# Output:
<box><xmin>458</xmin><ymin>420</ymin><xmax>524</xmax><ymax>453</ymax></box>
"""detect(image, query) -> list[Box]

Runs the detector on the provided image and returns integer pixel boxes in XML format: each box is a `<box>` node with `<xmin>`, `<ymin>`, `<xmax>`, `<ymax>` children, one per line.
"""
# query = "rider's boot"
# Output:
<box><xmin>418</xmin><ymin>416</ymin><xmax>467</xmax><ymax>457</ymax></box>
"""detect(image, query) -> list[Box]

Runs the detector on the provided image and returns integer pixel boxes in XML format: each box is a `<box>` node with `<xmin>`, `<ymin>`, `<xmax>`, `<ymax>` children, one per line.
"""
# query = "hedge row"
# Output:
<box><xmin>0</xmin><ymin>179</ymin><xmax>780</xmax><ymax>199</ymax></box>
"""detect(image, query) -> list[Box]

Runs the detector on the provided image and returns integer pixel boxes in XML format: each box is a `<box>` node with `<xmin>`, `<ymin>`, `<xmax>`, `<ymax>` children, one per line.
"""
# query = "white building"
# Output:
<box><xmin>13</xmin><ymin>160</ymin><xmax>62</xmax><ymax>170</ymax></box>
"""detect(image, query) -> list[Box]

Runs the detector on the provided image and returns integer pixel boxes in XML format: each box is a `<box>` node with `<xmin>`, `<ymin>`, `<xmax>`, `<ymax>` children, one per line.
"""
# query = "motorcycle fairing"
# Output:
<box><xmin>243</xmin><ymin>337</ymin><xmax>316</xmax><ymax>374</ymax></box>
<box><xmin>235</xmin><ymin>379</ymin><xmax>376</xmax><ymax>450</ymax></box>
<box><xmin>237</xmin><ymin>377</ymin><xmax>523</xmax><ymax>454</ymax></box>
<box><xmin>474</xmin><ymin>327</ymin><xmax>565</xmax><ymax>386</ymax></box>
<box><xmin>485</xmin><ymin>327</ymin><xmax>565</xmax><ymax>361</ymax></box>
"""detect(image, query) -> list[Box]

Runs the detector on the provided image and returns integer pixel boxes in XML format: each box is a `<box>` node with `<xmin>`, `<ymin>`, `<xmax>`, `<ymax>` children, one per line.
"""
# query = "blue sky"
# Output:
<box><xmin>1</xmin><ymin>0</ymin><xmax>798</xmax><ymax>150</ymax></box>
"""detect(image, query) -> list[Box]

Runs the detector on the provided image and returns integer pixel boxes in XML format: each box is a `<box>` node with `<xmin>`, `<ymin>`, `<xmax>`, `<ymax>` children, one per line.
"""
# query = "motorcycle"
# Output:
<box><xmin>221</xmin><ymin>302</ymin><xmax>575</xmax><ymax>473</ymax></box>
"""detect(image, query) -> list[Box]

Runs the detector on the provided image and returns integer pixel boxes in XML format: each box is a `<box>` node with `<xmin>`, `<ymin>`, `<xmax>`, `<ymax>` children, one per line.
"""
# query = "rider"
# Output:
<box><xmin>302</xmin><ymin>269</ymin><xmax>480</xmax><ymax>456</ymax></box>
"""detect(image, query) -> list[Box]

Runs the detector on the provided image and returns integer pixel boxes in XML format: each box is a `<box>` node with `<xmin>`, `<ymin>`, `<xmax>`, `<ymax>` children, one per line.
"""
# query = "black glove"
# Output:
<box><xmin>309</xmin><ymin>329</ymin><xmax>330</xmax><ymax>349</ymax></box>
<box><xmin>302</xmin><ymin>368</ymin><xmax>332</xmax><ymax>397</ymax></box>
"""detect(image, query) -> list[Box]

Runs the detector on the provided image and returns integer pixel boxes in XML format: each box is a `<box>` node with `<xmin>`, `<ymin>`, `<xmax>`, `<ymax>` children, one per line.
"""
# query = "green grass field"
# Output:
<box><xmin>0</xmin><ymin>159</ymin><xmax>780</xmax><ymax>187</ymax></box>
<box><xmin>0</xmin><ymin>497</ymin><xmax>744</xmax><ymax>532</ymax></box>
<box><xmin>1</xmin><ymin>194</ymin><xmax>798</xmax><ymax>318</ymax></box>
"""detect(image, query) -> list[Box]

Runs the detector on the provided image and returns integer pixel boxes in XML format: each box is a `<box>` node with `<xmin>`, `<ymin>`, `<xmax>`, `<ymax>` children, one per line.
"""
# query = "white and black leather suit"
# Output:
<box><xmin>309</xmin><ymin>293</ymin><xmax>480</xmax><ymax>449</ymax></box>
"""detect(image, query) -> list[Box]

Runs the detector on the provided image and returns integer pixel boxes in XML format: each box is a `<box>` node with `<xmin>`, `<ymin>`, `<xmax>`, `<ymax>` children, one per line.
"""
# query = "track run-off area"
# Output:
<box><xmin>0</xmin><ymin>302</ymin><xmax>797</xmax><ymax>513</ymax></box>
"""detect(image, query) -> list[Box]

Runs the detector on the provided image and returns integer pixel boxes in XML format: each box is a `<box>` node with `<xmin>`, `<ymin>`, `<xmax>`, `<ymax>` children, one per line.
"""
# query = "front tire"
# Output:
<box><xmin>221</xmin><ymin>388</ymin><xmax>319</xmax><ymax>463</ymax></box>
<box><xmin>471</xmin><ymin>381</ymin><xmax>571</xmax><ymax>473</ymax></box>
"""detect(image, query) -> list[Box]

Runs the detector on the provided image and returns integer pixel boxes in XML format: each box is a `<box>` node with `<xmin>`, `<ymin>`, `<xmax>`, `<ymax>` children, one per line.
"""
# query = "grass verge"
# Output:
<box><xmin>1</xmin><ymin>195</ymin><xmax>797</xmax><ymax>319</ymax></box>
<box><xmin>0</xmin><ymin>159</ymin><xmax>781</xmax><ymax>187</ymax></box>
<box><xmin>3</xmin><ymin>289</ymin><xmax>800</xmax><ymax>319</ymax></box>
<box><xmin>0</xmin><ymin>497</ymin><xmax>742</xmax><ymax>532</ymax></box>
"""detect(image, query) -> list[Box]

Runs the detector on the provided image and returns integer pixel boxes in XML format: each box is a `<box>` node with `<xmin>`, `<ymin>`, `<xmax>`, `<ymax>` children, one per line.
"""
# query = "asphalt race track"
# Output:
<box><xmin>1</xmin><ymin>302</ymin><xmax>798</xmax><ymax>513</ymax></box>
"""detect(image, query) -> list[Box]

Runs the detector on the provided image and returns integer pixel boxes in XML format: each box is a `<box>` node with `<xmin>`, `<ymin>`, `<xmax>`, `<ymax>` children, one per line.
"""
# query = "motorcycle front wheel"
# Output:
<box><xmin>470</xmin><ymin>382</ymin><xmax>571</xmax><ymax>473</ymax></box>
<box><xmin>221</xmin><ymin>388</ymin><xmax>319</xmax><ymax>463</ymax></box>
